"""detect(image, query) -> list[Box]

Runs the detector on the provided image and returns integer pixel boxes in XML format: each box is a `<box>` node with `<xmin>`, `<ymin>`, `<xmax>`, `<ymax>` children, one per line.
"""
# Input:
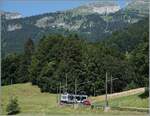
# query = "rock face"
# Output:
<box><xmin>33</xmin><ymin>1</ymin><xmax>120</xmax><ymax>31</ymax></box>
<box><xmin>86</xmin><ymin>1</ymin><xmax>120</xmax><ymax>14</ymax></box>
<box><xmin>7</xmin><ymin>24</ymin><xmax>22</xmax><ymax>31</ymax></box>
<box><xmin>1</xmin><ymin>11</ymin><xmax>22</xmax><ymax>20</ymax></box>
<box><xmin>35</xmin><ymin>16</ymin><xmax>55</xmax><ymax>28</ymax></box>
<box><xmin>123</xmin><ymin>0</ymin><xmax>149</xmax><ymax>15</ymax></box>
<box><xmin>67</xmin><ymin>1</ymin><xmax>120</xmax><ymax>16</ymax></box>
<box><xmin>92</xmin><ymin>6</ymin><xmax>120</xmax><ymax>14</ymax></box>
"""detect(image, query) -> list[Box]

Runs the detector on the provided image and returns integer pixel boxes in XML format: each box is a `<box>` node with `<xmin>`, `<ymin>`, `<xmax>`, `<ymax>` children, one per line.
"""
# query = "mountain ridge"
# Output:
<box><xmin>1</xmin><ymin>0</ymin><xmax>149</xmax><ymax>57</ymax></box>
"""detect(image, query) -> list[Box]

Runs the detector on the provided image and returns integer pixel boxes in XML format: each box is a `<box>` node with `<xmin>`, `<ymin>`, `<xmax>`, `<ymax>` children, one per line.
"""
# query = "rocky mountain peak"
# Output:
<box><xmin>125</xmin><ymin>0</ymin><xmax>149</xmax><ymax>15</ymax></box>
<box><xmin>1</xmin><ymin>11</ymin><xmax>22</xmax><ymax>20</ymax></box>
<box><xmin>66</xmin><ymin>1</ymin><xmax>120</xmax><ymax>16</ymax></box>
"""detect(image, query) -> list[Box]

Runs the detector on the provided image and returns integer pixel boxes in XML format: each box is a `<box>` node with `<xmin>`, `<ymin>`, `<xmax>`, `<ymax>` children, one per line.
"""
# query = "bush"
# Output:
<box><xmin>6</xmin><ymin>97</ymin><xmax>20</xmax><ymax>115</ymax></box>
<box><xmin>139</xmin><ymin>87</ymin><xmax>149</xmax><ymax>98</ymax></box>
<box><xmin>124</xmin><ymin>81</ymin><xmax>137</xmax><ymax>90</ymax></box>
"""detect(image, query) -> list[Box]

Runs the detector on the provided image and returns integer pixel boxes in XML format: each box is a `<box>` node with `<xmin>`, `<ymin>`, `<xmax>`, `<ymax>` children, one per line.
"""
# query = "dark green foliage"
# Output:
<box><xmin>20</xmin><ymin>38</ymin><xmax>34</xmax><ymax>81</ymax></box>
<box><xmin>129</xmin><ymin>31</ymin><xmax>149</xmax><ymax>87</ymax></box>
<box><xmin>6</xmin><ymin>97</ymin><xmax>20</xmax><ymax>115</ymax></box>
<box><xmin>139</xmin><ymin>87</ymin><xmax>149</xmax><ymax>98</ymax></box>
<box><xmin>2</xmin><ymin>54</ymin><xmax>21</xmax><ymax>85</ymax></box>
<box><xmin>105</xmin><ymin>18</ymin><xmax>149</xmax><ymax>53</ymax></box>
<box><xmin>29</xmin><ymin>35</ymin><xmax>85</xmax><ymax>93</ymax></box>
<box><xmin>17</xmin><ymin>55</ymin><xmax>30</xmax><ymax>83</ymax></box>
<box><xmin>28</xmin><ymin>35</ymin><xmax>136</xmax><ymax>95</ymax></box>
<box><xmin>2</xmin><ymin>39</ymin><xmax>34</xmax><ymax>85</ymax></box>
<box><xmin>105</xmin><ymin>18</ymin><xmax>149</xmax><ymax>90</ymax></box>
<box><xmin>124</xmin><ymin>81</ymin><xmax>138</xmax><ymax>90</ymax></box>
<box><xmin>24</xmin><ymin>38</ymin><xmax>34</xmax><ymax>58</ymax></box>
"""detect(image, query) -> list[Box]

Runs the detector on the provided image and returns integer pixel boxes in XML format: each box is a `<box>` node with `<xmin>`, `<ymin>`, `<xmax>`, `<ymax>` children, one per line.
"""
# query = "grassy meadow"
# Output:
<box><xmin>1</xmin><ymin>83</ymin><xmax>149</xmax><ymax>116</ymax></box>
<box><xmin>93</xmin><ymin>93</ymin><xmax>149</xmax><ymax>108</ymax></box>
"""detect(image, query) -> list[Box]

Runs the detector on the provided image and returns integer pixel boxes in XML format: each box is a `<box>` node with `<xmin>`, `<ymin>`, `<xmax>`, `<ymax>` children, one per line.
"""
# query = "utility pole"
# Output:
<box><xmin>75</xmin><ymin>78</ymin><xmax>77</xmax><ymax>96</ymax></box>
<box><xmin>74</xmin><ymin>78</ymin><xmax>77</xmax><ymax>108</ymax></box>
<box><xmin>56</xmin><ymin>86</ymin><xmax>58</xmax><ymax>104</ymax></box>
<box><xmin>110</xmin><ymin>75</ymin><xmax>113</xmax><ymax>94</ymax></box>
<box><xmin>105</xmin><ymin>72</ymin><xmax>108</xmax><ymax>108</ymax></box>
<box><xmin>93</xmin><ymin>84</ymin><xmax>95</xmax><ymax>97</ymax></box>
<box><xmin>109</xmin><ymin>76</ymin><xmax>118</xmax><ymax>94</ymax></box>
<box><xmin>65</xmin><ymin>73</ymin><xmax>67</xmax><ymax>93</ymax></box>
<box><xmin>59</xmin><ymin>82</ymin><xmax>61</xmax><ymax>104</ymax></box>
<box><xmin>10</xmin><ymin>78</ymin><xmax>13</xmax><ymax>99</ymax></box>
<box><xmin>11</xmin><ymin>78</ymin><xmax>13</xmax><ymax>85</ymax></box>
<box><xmin>104</xmin><ymin>72</ymin><xmax>110</xmax><ymax>112</ymax></box>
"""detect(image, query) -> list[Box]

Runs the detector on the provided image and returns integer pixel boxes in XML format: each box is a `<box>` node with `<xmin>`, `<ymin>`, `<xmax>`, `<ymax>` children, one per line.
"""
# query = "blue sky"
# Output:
<box><xmin>1</xmin><ymin>0</ymin><xmax>126</xmax><ymax>17</ymax></box>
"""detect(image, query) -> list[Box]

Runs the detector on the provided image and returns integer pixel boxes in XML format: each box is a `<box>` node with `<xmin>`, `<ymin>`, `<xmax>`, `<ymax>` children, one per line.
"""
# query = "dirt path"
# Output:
<box><xmin>90</xmin><ymin>87</ymin><xmax>145</xmax><ymax>102</ymax></box>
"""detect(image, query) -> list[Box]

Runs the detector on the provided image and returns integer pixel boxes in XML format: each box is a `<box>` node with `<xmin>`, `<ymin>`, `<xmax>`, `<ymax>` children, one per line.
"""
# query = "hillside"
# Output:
<box><xmin>91</xmin><ymin>88</ymin><xmax>148</xmax><ymax>109</ymax></box>
<box><xmin>105</xmin><ymin>17</ymin><xmax>148</xmax><ymax>52</ymax></box>
<box><xmin>1</xmin><ymin>0</ymin><xmax>149</xmax><ymax>57</ymax></box>
<box><xmin>93</xmin><ymin>93</ymin><xmax>148</xmax><ymax>109</ymax></box>
<box><xmin>1</xmin><ymin>83</ymin><xmax>148</xmax><ymax>115</ymax></box>
<box><xmin>91</xmin><ymin>88</ymin><xmax>145</xmax><ymax>102</ymax></box>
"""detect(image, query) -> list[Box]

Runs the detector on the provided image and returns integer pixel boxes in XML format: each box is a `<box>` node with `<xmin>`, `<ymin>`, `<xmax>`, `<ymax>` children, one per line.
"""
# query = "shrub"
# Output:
<box><xmin>6</xmin><ymin>97</ymin><xmax>20</xmax><ymax>115</ymax></box>
<box><xmin>139</xmin><ymin>87</ymin><xmax>149</xmax><ymax>98</ymax></box>
<box><xmin>124</xmin><ymin>81</ymin><xmax>137</xmax><ymax>90</ymax></box>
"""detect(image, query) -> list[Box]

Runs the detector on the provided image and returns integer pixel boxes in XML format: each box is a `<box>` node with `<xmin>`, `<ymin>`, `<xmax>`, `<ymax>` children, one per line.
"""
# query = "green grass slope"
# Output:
<box><xmin>1</xmin><ymin>83</ymin><xmax>57</xmax><ymax>114</ymax></box>
<box><xmin>93</xmin><ymin>93</ymin><xmax>149</xmax><ymax>108</ymax></box>
<box><xmin>1</xmin><ymin>83</ymin><xmax>149</xmax><ymax>116</ymax></box>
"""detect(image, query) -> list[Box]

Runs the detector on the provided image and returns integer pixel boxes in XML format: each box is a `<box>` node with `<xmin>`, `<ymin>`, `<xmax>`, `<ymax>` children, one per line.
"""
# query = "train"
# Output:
<box><xmin>60</xmin><ymin>93</ymin><xmax>88</xmax><ymax>104</ymax></box>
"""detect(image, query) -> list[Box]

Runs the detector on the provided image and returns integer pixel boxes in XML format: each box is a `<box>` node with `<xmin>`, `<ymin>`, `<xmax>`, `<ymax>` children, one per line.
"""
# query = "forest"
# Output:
<box><xmin>2</xmin><ymin>18</ymin><xmax>148</xmax><ymax>96</ymax></box>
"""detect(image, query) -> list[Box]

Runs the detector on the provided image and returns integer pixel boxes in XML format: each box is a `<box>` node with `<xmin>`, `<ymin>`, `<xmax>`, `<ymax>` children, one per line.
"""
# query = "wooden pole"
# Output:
<box><xmin>111</xmin><ymin>75</ymin><xmax>113</xmax><ymax>94</ymax></box>
<box><xmin>74</xmin><ymin>78</ymin><xmax>77</xmax><ymax>108</ymax></box>
<box><xmin>75</xmin><ymin>78</ymin><xmax>77</xmax><ymax>96</ymax></box>
<box><xmin>57</xmin><ymin>86</ymin><xmax>59</xmax><ymax>104</ymax></box>
<box><xmin>59</xmin><ymin>82</ymin><xmax>61</xmax><ymax>104</ymax></box>
<box><xmin>105</xmin><ymin>72</ymin><xmax>108</xmax><ymax>107</ymax></box>
<box><xmin>94</xmin><ymin>84</ymin><xmax>95</xmax><ymax>97</ymax></box>
<box><xmin>66</xmin><ymin>73</ymin><xmax>67</xmax><ymax>93</ymax></box>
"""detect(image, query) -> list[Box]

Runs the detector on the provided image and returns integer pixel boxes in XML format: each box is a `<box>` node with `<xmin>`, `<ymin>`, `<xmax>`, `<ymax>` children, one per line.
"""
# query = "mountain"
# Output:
<box><xmin>1</xmin><ymin>0</ymin><xmax>149</xmax><ymax>57</ymax></box>
<box><xmin>1</xmin><ymin>11</ymin><xmax>22</xmax><ymax>20</ymax></box>
<box><xmin>66</xmin><ymin>1</ymin><xmax>120</xmax><ymax>15</ymax></box>
<box><xmin>124</xmin><ymin>0</ymin><xmax>149</xmax><ymax>15</ymax></box>
<box><xmin>105</xmin><ymin>17</ymin><xmax>149</xmax><ymax>52</ymax></box>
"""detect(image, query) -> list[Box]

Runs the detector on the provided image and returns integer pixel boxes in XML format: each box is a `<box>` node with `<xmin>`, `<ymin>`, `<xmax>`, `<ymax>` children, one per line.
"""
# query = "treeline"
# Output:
<box><xmin>2</xmin><ymin>18</ymin><xmax>148</xmax><ymax>96</ymax></box>
<box><xmin>29</xmin><ymin>35</ymin><xmax>136</xmax><ymax>95</ymax></box>
<box><xmin>2</xmin><ymin>38</ymin><xmax>34</xmax><ymax>85</ymax></box>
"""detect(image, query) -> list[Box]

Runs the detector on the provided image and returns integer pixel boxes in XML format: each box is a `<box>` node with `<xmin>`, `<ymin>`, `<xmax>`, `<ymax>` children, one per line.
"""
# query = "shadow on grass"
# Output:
<box><xmin>138</xmin><ymin>88</ymin><xmax>149</xmax><ymax>99</ymax></box>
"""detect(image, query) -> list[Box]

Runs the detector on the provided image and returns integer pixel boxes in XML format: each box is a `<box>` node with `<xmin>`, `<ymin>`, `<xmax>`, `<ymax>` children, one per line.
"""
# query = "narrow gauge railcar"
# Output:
<box><xmin>60</xmin><ymin>93</ymin><xmax>88</xmax><ymax>104</ymax></box>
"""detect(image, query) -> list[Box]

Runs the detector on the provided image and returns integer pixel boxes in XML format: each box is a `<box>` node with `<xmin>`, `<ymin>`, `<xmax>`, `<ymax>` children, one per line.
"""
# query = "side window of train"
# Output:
<box><xmin>68</xmin><ymin>95</ymin><xmax>73</xmax><ymax>100</ymax></box>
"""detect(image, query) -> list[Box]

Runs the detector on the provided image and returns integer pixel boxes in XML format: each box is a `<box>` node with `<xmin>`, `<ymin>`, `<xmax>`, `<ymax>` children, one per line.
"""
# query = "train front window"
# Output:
<box><xmin>62</xmin><ymin>96</ymin><xmax>67</xmax><ymax>99</ymax></box>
